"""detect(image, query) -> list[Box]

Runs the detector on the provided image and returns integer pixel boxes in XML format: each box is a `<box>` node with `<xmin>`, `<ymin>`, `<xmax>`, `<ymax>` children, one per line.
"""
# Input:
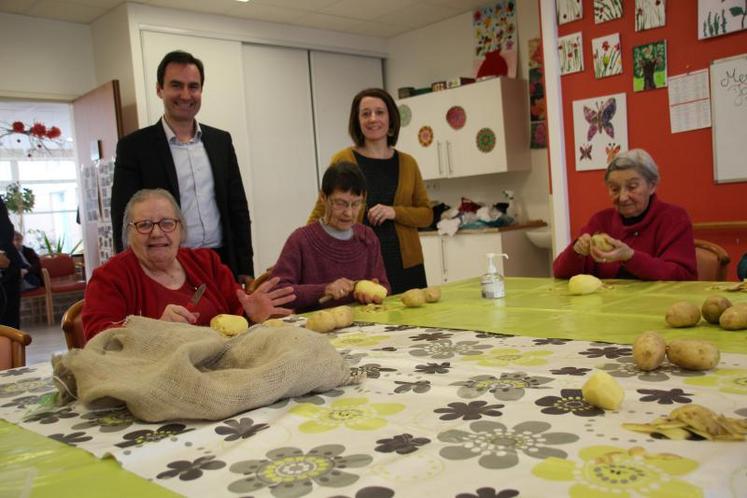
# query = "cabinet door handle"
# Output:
<box><xmin>446</xmin><ymin>140</ymin><xmax>454</xmax><ymax>176</ymax></box>
<box><xmin>440</xmin><ymin>236</ymin><xmax>447</xmax><ymax>282</ymax></box>
<box><xmin>436</xmin><ymin>141</ymin><xmax>444</xmax><ymax>177</ymax></box>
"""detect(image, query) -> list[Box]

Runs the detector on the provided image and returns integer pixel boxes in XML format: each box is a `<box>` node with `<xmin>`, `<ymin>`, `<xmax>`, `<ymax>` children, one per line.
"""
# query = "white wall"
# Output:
<box><xmin>0</xmin><ymin>13</ymin><xmax>95</xmax><ymax>101</ymax></box>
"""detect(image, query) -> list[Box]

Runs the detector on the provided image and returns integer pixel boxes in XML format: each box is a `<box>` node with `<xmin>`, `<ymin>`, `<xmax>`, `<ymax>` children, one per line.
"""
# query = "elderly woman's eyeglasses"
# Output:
<box><xmin>129</xmin><ymin>218</ymin><xmax>180</xmax><ymax>234</ymax></box>
<box><xmin>329</xmin><ymin>198</ymin><xmax>364</xmax><ymax>211</ymax></box>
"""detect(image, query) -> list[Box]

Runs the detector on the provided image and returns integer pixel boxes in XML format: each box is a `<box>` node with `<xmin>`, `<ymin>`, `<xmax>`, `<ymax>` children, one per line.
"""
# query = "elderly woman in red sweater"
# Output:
<box><xmin>82</xmin><ymin>188</ymin><xmax>295</xmax><ymax>340</ymax></box>
<box><xmin>553</xmin><ymin>148</ymin><xmax>697</xmax><ymax>281</ymax></box>
<box><xmin>272</xmin><ymin>162</ymin><xmax>390</xmax><ymax>312</ymax></box>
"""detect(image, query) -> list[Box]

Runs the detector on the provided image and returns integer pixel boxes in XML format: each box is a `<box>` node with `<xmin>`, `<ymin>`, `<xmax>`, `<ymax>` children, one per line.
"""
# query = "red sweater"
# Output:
<box><xmin>553</xmin><ymin>196</ymin><xmax>697</xmax><ymax>281</ymax></box>
<box><xmin>272</xmin><ymin>222</ymin><xmax>390</xmax><ymax>312</ymax></box>
<box><xmin>82</xmin><ymin>248</ymin><xmax>243</xmax><ymax>340</ymax></box>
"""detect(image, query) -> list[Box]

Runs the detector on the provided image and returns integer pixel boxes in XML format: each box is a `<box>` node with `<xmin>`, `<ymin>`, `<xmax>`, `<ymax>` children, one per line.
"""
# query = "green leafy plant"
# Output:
<box><xmin>2</xmin><ymin>182</ymin><xmax>35</xmax><ymax>214</ymax></box>
<box><xmin>29</xmin><ymin>230</ymin><xmax>82</xmax><ymax>256</ymax></box>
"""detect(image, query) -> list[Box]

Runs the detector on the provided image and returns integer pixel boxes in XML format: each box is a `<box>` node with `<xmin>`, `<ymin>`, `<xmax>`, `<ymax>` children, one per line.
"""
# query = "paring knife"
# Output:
<box><xmin>186</xmin><ymin>283</ymin><xmax>207</xmax><ymax>311</ymax></box>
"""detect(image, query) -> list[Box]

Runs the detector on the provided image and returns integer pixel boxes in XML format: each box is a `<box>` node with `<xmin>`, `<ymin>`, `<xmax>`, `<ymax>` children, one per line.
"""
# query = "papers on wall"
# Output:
<box><xmin>572</xmin><ymin>93</ymin><xmax>629</xmax><ymax>171</ymax></box>
<box><xmin>668</xmin><ymin>69</ymin><xmax>711</xmax><ymax>134</ymax></box>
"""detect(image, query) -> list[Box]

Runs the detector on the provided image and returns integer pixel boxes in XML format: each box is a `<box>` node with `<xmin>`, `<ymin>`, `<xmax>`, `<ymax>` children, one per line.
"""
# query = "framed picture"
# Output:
<box><xmin>633</xmin><ymin>40</ymin><xmax>667</xmax><ymax>91</ymax></box>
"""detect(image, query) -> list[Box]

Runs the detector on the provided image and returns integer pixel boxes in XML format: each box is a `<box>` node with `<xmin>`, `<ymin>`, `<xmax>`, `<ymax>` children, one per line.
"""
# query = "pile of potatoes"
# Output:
<box><xmin>665</xmin><ymin>296</ymin><xmax>747</xmax><ymax>330</ymax></box>
<box><xmin>633</xmin><ymin>331</ymin><xmax>720</xmax><ymax>371</ymax></box>
<box><xmin>305</xmin><ymin>306</ymin><xmax>355</xmax><ymax>334</ymax></box>
<box><xmin>400</xmin><ymin>287</ymin><xmax>442</xmax><ymax>307</ymax></box>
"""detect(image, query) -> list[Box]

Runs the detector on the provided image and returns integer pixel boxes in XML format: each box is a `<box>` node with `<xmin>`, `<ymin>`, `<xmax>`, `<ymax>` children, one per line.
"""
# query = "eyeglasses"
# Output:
<box><xmin>329</xmin><ymin>198</ymin><xmax>364</xmax><ymax>211</ymax></box>
<box><xmin>129</xmin><ymin>218</ymin><xmax>180</xmax><ymax>234</ymax></box>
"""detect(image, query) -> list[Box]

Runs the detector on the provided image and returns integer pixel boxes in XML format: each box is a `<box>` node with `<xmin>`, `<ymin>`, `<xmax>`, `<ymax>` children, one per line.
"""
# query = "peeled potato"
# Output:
<box><xmin>666</xmin><ymin>339</ymin><xmax>720</xmax><ymax>371</ymax></box>
<box><xmin>210</xmin><ymin>314</ymin><xmax>249</xmax><ymax>336</ymax></box>
<box><xmin>306</xmin><ymin>310</ymin><xmax>337</xmax><ymax>333</ymax></box>
<box><xmin>665</xmin><ymin>301</ymin><xmax>701</xmax><ymax>328</ymax></box>
<box><xmin>701</xmin><ymin>295</ymin><xmax>732</xmax><ymax>324</ymax></box>
<box><xmin>568</xmin><ymin>274</ymin><xmax>603</xmax><ymax>295</ymax></box>
<box><xmin>591</xmin><ymin>233</ymin><xmax>614</xmax><ymax>252</ymax></box>
<box><xmin>401</xmin><ymin>289</ymin><xmax>426</xmax><ymax>307</ymax></box>
<box><xmin>632</xmin><ymin>331</ymin><xmax>666</xmax><ymax>371</ymax></box>
<box><xmin>330</xmin><ymin>306</ymin><xmax>354</xmax><ymax>328</ymax></box>
<box><xmin>263</xmin><ymin>318</ymin><xmax>285</xmax><ymax>327</ymax></box>
<box><xmin>582</xmin><ymin>370</ymin><xmax>624</xmax><ymax>410</ymax></box>
<box><xmin>423</xmin><ymin>287</ymin><xmax>442</xmax><ymax>303</ymax></box>
<box><xmin>354</xmin><ymin>280</ymin><xmax>388</xmax><ymax>301</ymax></box>
<box><xmin>719</xmin><ymin>305</ymin><xmax>747</xmax><ymax>330</ymax></box>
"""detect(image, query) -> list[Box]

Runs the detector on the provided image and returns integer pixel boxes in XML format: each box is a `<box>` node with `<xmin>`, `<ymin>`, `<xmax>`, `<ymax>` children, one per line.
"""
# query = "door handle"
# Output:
<box><xmin>436</xmin><ymin>141</ymin><xmax>444</xmax><ymax>177</ymax></box>
<box><xmin>440</xmin><ymin>236</ymin><xmax>447</xmax><ymax>282</ymax></box>
<box><xmin>446</xmin><ymin>141</ymin><xmax>454</xmax><ymax>176</ymax></box>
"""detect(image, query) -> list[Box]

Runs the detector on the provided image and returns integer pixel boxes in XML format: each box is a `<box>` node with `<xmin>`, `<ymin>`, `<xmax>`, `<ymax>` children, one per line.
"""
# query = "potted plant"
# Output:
<box><xmin>2</xmin><ymin>182</ymin><xmax>35</xmax><ymax>233</ymax></box>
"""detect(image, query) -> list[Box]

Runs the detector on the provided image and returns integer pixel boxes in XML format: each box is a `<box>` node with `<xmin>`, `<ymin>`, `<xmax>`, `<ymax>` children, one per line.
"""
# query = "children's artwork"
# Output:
<box><xmin>399</xmin><ymin>105</ymin><xmax>411</xmax><ymax>127</ymax></box>
<box><xmin>592</xmin><ymin>33</ymin><xmax>622</xmax><ymax>78</ymax></box>
<box><xmin>473</xmin><ymin>2</ymin><xmax>518</xmax><ymax>78</ymax></box>
<box><xmin>633</xmin><ymin>40</ymin><xmax>667</xmax><ymax>91</ymax></box>
<box><xmin>528</xmin><ymin>38</ymin><xmax>547</xmax><ymax>148</ymax></box>
<box><xmin>635</xmin><ymin>0</ymin><xmax>666</xmax><ymax>31</ymax></box>
<box><xmin>558</xmin><ymin>32</ymin><xmax>584</xmax><ymax>75</ymax></box>
<box><xmin>572</xmin><ymin>93</ymin><xmax>628</xmax><ymax>171</ymax></box>
<box><xmin>594</xmin><ymin>0</ymin><xmax>623</xmax><ymax>23</ymax></box>
<box><xmin>557</xmin><ymin>0</ymin><xmax>583</xmax><ymax>25</ymax></box>
<box><xmin>698</xmin><ymin>0</ymin><xmax>747</xmax><ymax>39</ymax></box>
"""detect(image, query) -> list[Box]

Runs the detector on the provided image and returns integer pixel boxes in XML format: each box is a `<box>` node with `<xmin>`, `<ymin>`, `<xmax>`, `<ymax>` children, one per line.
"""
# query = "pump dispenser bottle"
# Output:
<box><xmin>481</xmin><ymin>252</ymin><xmax>509</xmax><ymax>299</ymax></box>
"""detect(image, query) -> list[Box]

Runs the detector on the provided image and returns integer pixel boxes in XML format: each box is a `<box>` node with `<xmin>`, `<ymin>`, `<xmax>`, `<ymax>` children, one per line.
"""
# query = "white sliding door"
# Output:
<box><xmin>242</xmin><ymin>44</ymin><xmax>318</xmax><ymax>274</ymax></box>
<box><xmin>310</xmin><ymin>51</ymin><xmax>382</xmax><ymax>183</ymax></box>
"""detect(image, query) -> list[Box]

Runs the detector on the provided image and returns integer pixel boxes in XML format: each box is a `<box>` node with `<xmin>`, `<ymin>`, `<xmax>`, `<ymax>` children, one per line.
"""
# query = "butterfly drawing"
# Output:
<box><xmin>584</xmin><ymin>98</ymin><xmax>617</xmax><ymax>141</ymax></box>
<box><xmin>579</xmin><ymin>143</ymin><xmax>593</xmax><ymax>160</ymax></box>
<box><xmin>606</xmin><ymin>143</ymin><xmax>621</xmax><ymax>163</ymax></box>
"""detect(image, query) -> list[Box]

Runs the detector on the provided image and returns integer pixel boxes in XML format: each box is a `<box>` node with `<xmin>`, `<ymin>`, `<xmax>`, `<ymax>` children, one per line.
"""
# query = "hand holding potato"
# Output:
<box><xmin>573</xmin><ymin>234</ymin><xmax>592</xmax><ymax>256</ymax></box>
<box><xmin>324</xmin><ymin>278</ymin><xmax>356</xmax><ymax>302</ymax></box>
<box><xmin>354</xmin><ymin>279</ymin><xmax>388</xmax><ymax>304</ymax></box>
<box><xmin>589</xmin><ymin>235</ymin><xmax>634</xmax><ymax>264</ymax></box>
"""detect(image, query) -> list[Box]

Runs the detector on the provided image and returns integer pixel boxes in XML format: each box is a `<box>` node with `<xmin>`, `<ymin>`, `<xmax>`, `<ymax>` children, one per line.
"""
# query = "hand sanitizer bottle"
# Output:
<box><xmin>481</xmin><ymin>252</ymin><xmax>509</xmax><ymax>299</ymax></box>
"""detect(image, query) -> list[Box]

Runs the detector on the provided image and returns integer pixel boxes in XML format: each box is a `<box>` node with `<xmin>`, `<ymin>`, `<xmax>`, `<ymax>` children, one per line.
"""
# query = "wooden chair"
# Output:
<box><xmin>0</xmin><ymin>325</ymin><xmax>32</xmax><ymax>370</ymax></box>
<box><xmin>246</xmin><ymin>268</ymin><xmax>272</xmax><ymax>294</ymax></box>
<box><xmin>40</xmin><ymin>255</ymin><xmax>87</xmax><ymax>326</ymax></box>
<box><xmin>61</xmin><ymin>299</ymin><xmax>86</xmax><ymax>350</ymax></box>
<box><xmin>694</xmin><ymin>239</ymin><xmax>731</xmax><ymax>281</ymax></box>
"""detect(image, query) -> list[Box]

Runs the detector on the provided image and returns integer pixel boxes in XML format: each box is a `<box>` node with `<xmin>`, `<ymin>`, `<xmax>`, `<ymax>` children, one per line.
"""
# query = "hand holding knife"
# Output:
<box><xmin>186</xmin><ymin>283</ymin><xmax>207</xmax><ymax>312</ymax></box>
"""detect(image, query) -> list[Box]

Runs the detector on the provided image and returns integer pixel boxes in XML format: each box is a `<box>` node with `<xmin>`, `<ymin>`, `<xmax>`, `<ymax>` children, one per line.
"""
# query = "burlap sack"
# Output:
<box><xmin>52</xmin><ymin>316</ymin><xmax>358</xmax><ymax>422</ymax></box>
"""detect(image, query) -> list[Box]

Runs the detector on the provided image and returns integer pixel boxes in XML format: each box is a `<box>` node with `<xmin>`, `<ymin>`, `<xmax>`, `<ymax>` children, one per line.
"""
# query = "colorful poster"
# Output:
<box><xmin>592</xmin><ymin>33</ymin><xmax>623</xmax><ymax>78</ymax></box>
<box><xmin>635</xmin><ymin>0</ymin><xmax>666</xmax><ymax>31</ymax></box>
<box><xmin>594</xmin><ymin>0</ymin><xmax>623</xmax><ymax>23</ymax></box>
<box><xmin>557</xmin><ymin>0</ymin><xmax>583</xmax><ymax>25</ymax></box>
<box><xmin>528</xmin><ymin>38</ymin><xmax>547</xmax><ymax>148</ymax></box>
<box><xmin>572</xmin><ymin>93</ymin><xmax>629</xmax><ymax>171</ymax></box>
<box><xmin>633</xmin><ymin>40</ymin><xmax>667</xmax><ymax>91</ymax></box>
<box><xmin>473</xmin><ymin>2</ymin><xmax>518</xmax><ymax>78</ymax></box>
<box><xmin>558</xmin><ymin>32</ymin><xmax>584</xmax><ymax>75</ymax></box>
<box><xmin>698</xmin><ymin>0</ymin><xmax>747</xmax><ymax>39</ymax></box>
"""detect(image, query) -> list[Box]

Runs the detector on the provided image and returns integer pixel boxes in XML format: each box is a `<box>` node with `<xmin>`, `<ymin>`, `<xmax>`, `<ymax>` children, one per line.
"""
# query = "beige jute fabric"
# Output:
<box><xmin>52</xmin><ymin>316</ymin><xmax>358</xmax><ymax>422</ymax></box>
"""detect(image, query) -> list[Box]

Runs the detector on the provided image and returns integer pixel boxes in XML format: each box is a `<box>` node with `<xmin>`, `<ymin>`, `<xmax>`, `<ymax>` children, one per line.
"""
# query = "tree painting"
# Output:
<box><xmin>633</xmin><ymin>40</ymin><xmax>667</xmax><ymax>92</ymax></box>
<box><xmin>699</xmin><ymin>0</ymin><xmax>747</xmax><ymax>39</ymax></box>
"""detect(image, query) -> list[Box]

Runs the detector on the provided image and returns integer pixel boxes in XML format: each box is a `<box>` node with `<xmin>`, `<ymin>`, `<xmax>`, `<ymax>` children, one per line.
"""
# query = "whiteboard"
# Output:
<box><xmin>710</xmin><ymin>53</ymin><xmax>747</xmax><ymax>183</ymax></box>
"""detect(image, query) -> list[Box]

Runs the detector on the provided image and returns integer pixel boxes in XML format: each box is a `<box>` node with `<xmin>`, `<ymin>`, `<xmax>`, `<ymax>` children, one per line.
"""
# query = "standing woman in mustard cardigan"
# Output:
<box><xmin>308</xmin><ymin>88</ymin><xmax>432</xmax><ymax>294</ymax></box>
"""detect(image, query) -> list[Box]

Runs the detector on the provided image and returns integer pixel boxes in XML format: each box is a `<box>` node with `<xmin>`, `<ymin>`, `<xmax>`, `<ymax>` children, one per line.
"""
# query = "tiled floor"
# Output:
<box><xmin>24</xmin><ymin>322</ymin><xmax>68</xmax><ymax>366</ymax></box>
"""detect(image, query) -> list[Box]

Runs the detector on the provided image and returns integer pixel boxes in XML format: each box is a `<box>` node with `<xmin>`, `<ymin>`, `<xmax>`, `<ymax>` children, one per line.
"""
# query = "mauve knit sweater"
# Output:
<box><xmin>272</xmin><ymin>222</ymin><xmax>390</xmax><ymax>312</ymax></box>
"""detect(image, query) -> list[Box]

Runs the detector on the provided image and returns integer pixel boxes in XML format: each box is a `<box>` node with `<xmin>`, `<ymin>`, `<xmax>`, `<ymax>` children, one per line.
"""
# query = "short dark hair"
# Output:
<box><xmin>348</xmin><ymin>88</ymin><xmax>400</xmax><ymax>147</ymax></box>
<box><xmin>321</xmin><ymin>162</ymin><xmax>367</xmax><ymax>197</ymax></box>
<box><xmin>157</xmin><ymin>50</ymin><xmax>205</xmax><ymax>87</ymax></box>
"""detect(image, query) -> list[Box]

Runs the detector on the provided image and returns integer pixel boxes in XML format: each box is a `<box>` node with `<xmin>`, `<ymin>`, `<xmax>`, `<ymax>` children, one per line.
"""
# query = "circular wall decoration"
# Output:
<box><xmin>446</xmin><ymin>106</ymin><xmax>466</xmax><ymax>130</ymax></box>
<box><xmin>418</xmin><ymin>126</ymin><xmax>434</xmax><ymax>147</ymax></box>
<box><xmin>399</xmin><ymin>104</ymin><xmax>412</xmax><ymax>127</ymax></box>
<box><xmin>476</xmin><ymin>127</ymin><xmax>496</xmax><ymax>153</ymax></box>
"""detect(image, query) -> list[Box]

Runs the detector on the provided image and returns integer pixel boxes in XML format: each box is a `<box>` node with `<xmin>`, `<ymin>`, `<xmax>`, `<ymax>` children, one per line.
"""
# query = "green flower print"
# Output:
<box><xmin>685</xmin><ymin>369</ymin><xmax>747</xmax><ymax>396</ymax></box>
<box><xmin>409</xmin><ymin>340</ymin><xmax>492</xmax><ymax>360</ymax></box>
<box><xmin>462</xmin><ymin>348</ymin><xmax>552</xmax><ymax>368</ymax></box>
<box><xmin>290</xmin><ymin>397</ymin><xmax>404</xmax><ymax>433</ymax></box>
<box><xmin>452</xmin><ymin>372</ymin><xmax>553</xmax><ymax>401</ymax></box>
<box><xmin>228</xmin><ymin>444</ymin><xmax>372</xmax><ymax>498</ymax></box>
<box><xmin>532</xmin><ymin>445</ymin><xmax>701</xmax><ymax>498</ymax></box>
<box><xmin>72</xmin><ymin>408</ymin><xmax>136</xmax><ymax>432</ymax></box>
<box><xmin>331</xmin><ymin>333</ymin><xmax>389</xmax><ymax>349</ymax></box>
<box><xmin>0</xmin><ymin>377</ymin><xmax>54</xmax><ymax>398</ymax></box>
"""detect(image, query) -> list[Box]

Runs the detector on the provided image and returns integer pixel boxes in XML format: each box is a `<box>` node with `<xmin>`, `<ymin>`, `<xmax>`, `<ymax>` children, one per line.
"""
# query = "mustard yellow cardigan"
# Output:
<box><xmin>307</xmin><ymin>147</ymin><xmax>433</xmax><ymax>269</ymax></box>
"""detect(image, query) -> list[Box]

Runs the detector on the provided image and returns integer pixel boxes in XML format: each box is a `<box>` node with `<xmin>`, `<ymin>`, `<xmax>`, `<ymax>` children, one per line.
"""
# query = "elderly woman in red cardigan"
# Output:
<box><xmin>553</xmin><ymin>148</ymin><xmax>697</xmax><ymax>281</ymax></box>
<box><xmin>272</xmin><ymin>162</ymin><xmax>390</xmax><ymax>312</ymax></box>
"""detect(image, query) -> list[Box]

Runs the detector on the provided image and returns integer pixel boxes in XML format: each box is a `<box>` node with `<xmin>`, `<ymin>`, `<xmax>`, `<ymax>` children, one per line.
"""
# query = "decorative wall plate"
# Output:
<box><xmin>476</xmin><ymin>127</ymin><xmax>496</xmax><ymax>153</ymax></box>
<box><xmin>446</xmin><ymin>106</ymin><xmax>466</xmax><ymax>130</ymax></box>
<box><xmin>399</xmin><ymin>104</ymin><xmax>412</xmax><ymax>127</ymax></box>
<box><xmin>418</xmin><ymin>126</ymin><xmax>434</xmax><ymax>147</ymax></box>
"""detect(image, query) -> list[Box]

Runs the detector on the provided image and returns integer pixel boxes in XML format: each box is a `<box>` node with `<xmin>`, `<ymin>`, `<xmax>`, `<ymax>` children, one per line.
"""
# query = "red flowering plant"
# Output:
<box><xmin>0</xmin><ymin>120</ymin><xmax>64</xmax><ymax>157</ymax></box>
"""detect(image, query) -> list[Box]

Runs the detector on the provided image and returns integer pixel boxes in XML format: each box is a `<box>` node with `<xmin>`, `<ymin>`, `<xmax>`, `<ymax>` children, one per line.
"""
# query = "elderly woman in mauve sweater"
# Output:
<box><xmin>272</xmin><ymin>162</ymin><xmax>390</xmax><ymax>312</ymax></box>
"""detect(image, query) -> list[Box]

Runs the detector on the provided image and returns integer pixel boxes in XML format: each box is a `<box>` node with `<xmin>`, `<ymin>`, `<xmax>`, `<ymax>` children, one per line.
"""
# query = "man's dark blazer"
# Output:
<box><xmin>111</xmin><ymin>121</ymin><xmax>254</xmax><ymax>277</ymax></box>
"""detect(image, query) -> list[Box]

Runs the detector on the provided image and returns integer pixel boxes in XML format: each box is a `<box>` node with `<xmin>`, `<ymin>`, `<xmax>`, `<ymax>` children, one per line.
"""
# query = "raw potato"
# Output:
<box><xmin>665</xmin><ymin>301</ymin><xmax>701</xmax><ymax>328</ymax></box>
<box><xmin>591</xmin><ymin>233</ymin><xmax>614</xmax><ymax>252</ymax></box>
<box><xmin>582</xmin><ymin>370</ymin><xmax>624</xmax><ymax>410</ymax></box>
<box><xmin>568</xmin><ymin>274</ymin><xmax>603</xmax><ymax>295</ymax></box>
<box><xmin>401</xmin><ymin>289</ymin><xmax>426</xmax><ymax>307</ymax></box>
<box><xmin>330</xmin><ymin>306</ymin><xmax>354</xmax><ymax>328</ymax></box>
<box><xmin>632</xmin><ymin>331</ymin><xmax>666</xmax><ymax>371</ymax></box>
<box><xmin>719</xmin><ymin>305</ymin><xmax>747</xmax><ymax>330</ymax></box>
<box><xmin>424</xmin><ymin>287</ymin><xmax>442</xmax><ymax>303</ymax></box>
<box><xmin>305</xmin><ymin>310</ymin><xmax>337</xmax><ymax>333</ymax></box>
<box><xmin>210</xmin><ymin>314</ymin><xmax>249</xmax><ymax>336</ymax></box>
<box><xmin>354</xmin><ymin>280</ymin><xmax>388</xmax><ymax>301</ymax></box>
<box><xmin>701</xmin><ymin>295</ymin><xmax>732</xmax><ymax>324</ymax></box>
<box><xmin>666</xmin><ymin>339</ymin><xmax>720</xmax><ymax>370</ymax></box>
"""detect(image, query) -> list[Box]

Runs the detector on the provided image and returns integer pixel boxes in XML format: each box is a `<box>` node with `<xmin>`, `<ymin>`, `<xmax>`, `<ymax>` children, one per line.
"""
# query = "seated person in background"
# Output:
<box><xmin>553</xmin><ymin>148</ymin><xmax>697</xmax><ymax>281</ymax></box>
<box><xmin>13</xmin><ymin>231</ymin><xmax>42</xmax><ymax>290</ymax></box>
<box><xmin>82</xmin><ymin>188</ymin><xmax>295</xmax><ymax>340</ymax></box>
<box><xmin>272</xmin><ymin>162</ymin><xmax>390</xmax><ymax>312</ymax></box>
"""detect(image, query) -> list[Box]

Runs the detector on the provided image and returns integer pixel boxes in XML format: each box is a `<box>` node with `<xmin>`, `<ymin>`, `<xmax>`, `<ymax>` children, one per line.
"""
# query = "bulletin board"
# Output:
<box><xmin>710</xmin><ymin>53</ymin><xmax>747</xmax><ymax>183</ymax></box>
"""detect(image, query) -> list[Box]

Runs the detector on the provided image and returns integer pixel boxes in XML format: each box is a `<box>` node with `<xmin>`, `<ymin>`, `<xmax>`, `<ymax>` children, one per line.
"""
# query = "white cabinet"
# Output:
<box><xmin>397</xmin><ymin>78</ymin><xmax>530</xmax><ymax>181</ymax></box>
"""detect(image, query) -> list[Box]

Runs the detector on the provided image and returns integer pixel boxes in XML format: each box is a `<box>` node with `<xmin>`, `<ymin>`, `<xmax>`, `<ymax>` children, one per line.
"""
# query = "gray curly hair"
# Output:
<box><xmin>121</xmin><ymin>188</ymin><xmax>187</xmax><ymax>249</ymax></box>
<box><xmin>605</xmin><ymin>148</ymin><xmax>660</xmax><ymax>185</ymax></box>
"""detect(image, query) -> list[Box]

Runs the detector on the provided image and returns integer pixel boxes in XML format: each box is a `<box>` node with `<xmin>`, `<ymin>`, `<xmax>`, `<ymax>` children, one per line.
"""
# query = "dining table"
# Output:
<box><xmin>1</xmin><ymin>277</ymin><xmax>746</xmax><ymax>498</ymax></box>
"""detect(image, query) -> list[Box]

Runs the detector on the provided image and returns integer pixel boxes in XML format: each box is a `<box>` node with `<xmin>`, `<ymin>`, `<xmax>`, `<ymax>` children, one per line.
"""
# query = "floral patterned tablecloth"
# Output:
<box><xmin>1</xmin><ymin>320</ymin><xmax>746</xmax><ymax>498</ymax></box>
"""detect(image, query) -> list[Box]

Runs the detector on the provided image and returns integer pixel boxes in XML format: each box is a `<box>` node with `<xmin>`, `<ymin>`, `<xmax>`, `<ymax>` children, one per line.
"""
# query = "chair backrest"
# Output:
<box><xmin>246</xmin><ymin>268</ymin><xmax>273</xmax><ymax>294</ymax></box>
<box><xmin>40</xmin><ymin>254</ymin><xmax>76</xmax><ymax>279</ymax></box>
<box><xmin>0</xmin><ymin>325</ymin><xmax>32</xmax><ymax>370</ymax></box>
<box><xmin>694</xmin><ymin>239</ymin><xmax>731</xmax><ymax>281</ymax></box>
<box><xmin>61</xmin><ymin>299</ymin><xmax>86</xmax><ymax>349</ymax></box>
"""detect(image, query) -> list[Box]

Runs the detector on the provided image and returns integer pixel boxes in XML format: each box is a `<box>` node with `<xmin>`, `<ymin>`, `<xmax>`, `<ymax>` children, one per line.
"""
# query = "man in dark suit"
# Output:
<box><xmin>111</xmin><ymin>50</ymin><xmax>254</xmax><ymax>283</ymax></box>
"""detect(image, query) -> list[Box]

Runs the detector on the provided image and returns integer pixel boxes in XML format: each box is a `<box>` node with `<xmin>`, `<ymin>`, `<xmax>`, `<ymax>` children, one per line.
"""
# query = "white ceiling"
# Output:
<box><xmin>0</xmin><ymin>0</ymin><xmax>490</xmax><ymax>37</ymax></box>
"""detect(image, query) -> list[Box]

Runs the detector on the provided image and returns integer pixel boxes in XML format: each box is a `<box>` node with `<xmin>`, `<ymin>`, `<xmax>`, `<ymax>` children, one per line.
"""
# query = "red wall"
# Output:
<box><xmin>556</xmin><ymin>0</ymin><xmax>747</xmax><ymax>280</ymax></box>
